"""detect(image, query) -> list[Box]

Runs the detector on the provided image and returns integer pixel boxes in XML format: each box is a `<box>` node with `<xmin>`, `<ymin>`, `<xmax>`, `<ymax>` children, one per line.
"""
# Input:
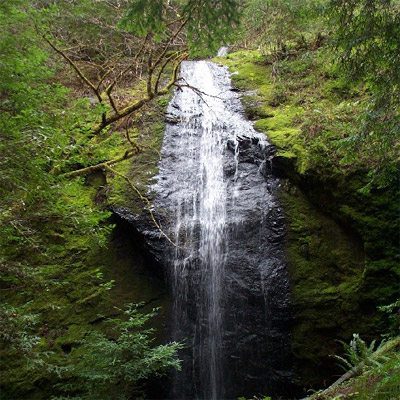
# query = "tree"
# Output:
<box><xmin>329</xmin><ymin>0</ymin><xmax>400</xmax><ymax>187</ymax></box>
<box><xmin>59</xmin><ymin>305</ymin><xmax>182</xmax><ymax>400</ymax></box>
<box><xmin>123</xmin><ymin>0</ymin><xmax>240</xmax><ymax>56</ymax></box>
<box><xmin>238</xmin><ymin>0</ymin><xmax>326</xmax><ymax>54</ymax></box>
<box><xmin>0</xmin><ymin>1</ymin><xmax>239</xmax><ymax>397</ymax></box>
<box><xmin>34</xmin><ymin>0</ymin><xmax>240</xmax><ymax>178</ymax></box>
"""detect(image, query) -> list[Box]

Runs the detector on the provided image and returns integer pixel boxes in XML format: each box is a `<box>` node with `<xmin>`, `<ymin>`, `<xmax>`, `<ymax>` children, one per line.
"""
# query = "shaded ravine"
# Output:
<box><xmin>151</xmin><ymin>60</ymin><xmax>295</xmax><ymax>399</ymax></box>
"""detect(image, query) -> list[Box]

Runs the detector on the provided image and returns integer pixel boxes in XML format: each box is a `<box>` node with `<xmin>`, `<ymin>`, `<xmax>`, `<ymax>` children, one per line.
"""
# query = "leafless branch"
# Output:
<box><xmin>155</xmin><ymin>51</ymin><xmax>184</xmax><ymax>94</ymax></box>
<box><xmin>60</xmin><ymin>149</ymin><xmax>138</xmax><ymax>178</ymax></box>
<box><xmin>104</xmin><ymin>165</ymin><xmax>177</xmax><ymax>247</ymax></box>
<box><xmin>152</xmin><ymin>19</ymin><xmax>188</xmax><ymax>71</ymax></box>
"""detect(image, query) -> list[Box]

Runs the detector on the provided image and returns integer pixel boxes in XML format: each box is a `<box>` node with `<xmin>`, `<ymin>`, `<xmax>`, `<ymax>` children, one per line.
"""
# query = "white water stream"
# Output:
<box><xmin>154</xmin><ymin>60</ymin><xmax>291</xmax><ymax>399</ymax></box>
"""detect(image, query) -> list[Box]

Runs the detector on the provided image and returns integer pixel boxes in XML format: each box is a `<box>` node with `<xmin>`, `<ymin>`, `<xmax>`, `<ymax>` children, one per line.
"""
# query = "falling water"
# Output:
<box><xmin>168</xmin><ymin>61</ymin><xmax>228</xmax><ymax>399</ymax></box>
<box><xmin>217</xmin><ymin>46</ymin><xmax>229</xmax><ymax>57</ymax></box>
<box><xmin>153</xmin><ymin>60</ymin><xmax>293</xmax><ymax>399</ymax></box>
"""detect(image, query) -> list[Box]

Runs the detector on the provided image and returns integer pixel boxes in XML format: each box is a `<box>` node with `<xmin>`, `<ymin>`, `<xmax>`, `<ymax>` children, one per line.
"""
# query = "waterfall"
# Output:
<box><xmin>154</xmin><ymin>61</ymin><xmax>293</xmax><ymax>399</ymax></box>
<box><xmin>217</xmin><ymin>46</ymin><xmax>229</xmax><ymax>57</ymax></box>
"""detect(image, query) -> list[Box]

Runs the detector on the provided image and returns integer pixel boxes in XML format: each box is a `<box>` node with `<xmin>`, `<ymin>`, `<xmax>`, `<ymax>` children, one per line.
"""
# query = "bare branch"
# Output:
<box><xmin>157</xmin><ymin>53</ymin><xmax>187</xmax><ymax>95</ymax></box>
<box><xmin>42</xmin><ymin>35</ymin><xmax>102</xmax><ymax>103</ymax></box>
<box><xmin>42</xmin><ymin>33</ymin><xmax>109</xmax><ymax>125</ymax></box>
<box><xmin>147</xmin><ymin>50</ymin><xmax>154</xmax><ymax>97</ymax></box>
<box><xmin>60</xmin><ymin>149</ymin><xmax>137</xmax><ymax>178</ymax></box>
<box><xmin>154</xmin><ymin>51</ymin><xmax>183</xmax><ymax>94</ymax></box>
<box><xmin>173</xmin><ymin>77</ymin><xmax>222</xmax><ymax>107</ymax></box>
<box><xmin>103</xmin><ymin>34</ymin><xmax>149</xmax><ymax>96</ymax></box>
<box><xmin>104</xmin><ymin>165</ymin><xmax>177</xmax><ymax>247</ymax></box>
<box><xmin>91</xmin><ymin>96</ymin><xmax>151</xmax><ymax>135</ymax></box>
<box><xmin>105</xmin><ymin>82</ymin><xmax>119</xmax><ymax>114</ymax></box>
<box><xmin>43</xmin><ymin>24</ymin><xmax>185</xmax><ymax>136</ymax></box>
<box><xmin>152</xmin><ymin>19</ymin><xmax>188</xmax><ymax>71</ymax></box>
<box><xmin>96</xmin><ymin>67</ymin><xmax>114</xmax><ymax>91</ymax></box>
<box><xmin>124</xmin><ymin>119</ymin><xmax>140</xmax><ymax>151</ymax></box>
<box><xmin>92</xmin><ymin>54</ymin><xmax>186</xmax><ymax>135</ymax></box>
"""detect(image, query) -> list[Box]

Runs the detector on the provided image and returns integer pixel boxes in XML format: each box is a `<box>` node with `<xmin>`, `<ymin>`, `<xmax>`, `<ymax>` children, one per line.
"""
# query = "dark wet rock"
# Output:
<box><xmin>165</xmin><ymin>112</ymin><xmax>181</xmax><ymax>124</ymax></box>
<box><xmin>110</xmin><ymin>205</ymin><xmax>170</xmax><ymax>272</ymax></box>
<box><xmin>270</xmin><ymin>154</ymin><xmax>297</xmax><ymax>178</ymax></box>
<box><xmin>113</xmin><ymin>61</ymin><xmax>297</xmax><ymax>399</ymax></box>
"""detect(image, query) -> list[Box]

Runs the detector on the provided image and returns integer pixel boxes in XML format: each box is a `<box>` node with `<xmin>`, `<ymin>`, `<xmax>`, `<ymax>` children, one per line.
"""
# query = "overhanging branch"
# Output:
<box><xmin>43</xmin><ymin>35</ymin><xmax>102</xmax><ymax>104</ymax></box>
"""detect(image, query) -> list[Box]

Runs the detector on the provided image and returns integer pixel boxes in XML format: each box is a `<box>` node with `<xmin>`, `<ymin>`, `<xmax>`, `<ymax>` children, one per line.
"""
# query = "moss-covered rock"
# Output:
<box><xmin>280</xmin><ymin>182</ymin><xmax>366</xmax><ymax>385</ymax></box>
<box><xmin>107</xmin><ymin>94</ymin><xmax>171</xmax><ymax>213</ymax></box>
<box><xmin>217</xmin><ymin>49</ymin><xmax>399</xmax><ymax>389</ymax></box>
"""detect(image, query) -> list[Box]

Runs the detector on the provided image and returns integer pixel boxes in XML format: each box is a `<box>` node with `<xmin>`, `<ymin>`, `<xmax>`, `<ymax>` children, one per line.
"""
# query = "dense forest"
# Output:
<box><xmin>1</xmin><ymin>1</ymin><xmax>399</xmax><ymax>399</ymax></box>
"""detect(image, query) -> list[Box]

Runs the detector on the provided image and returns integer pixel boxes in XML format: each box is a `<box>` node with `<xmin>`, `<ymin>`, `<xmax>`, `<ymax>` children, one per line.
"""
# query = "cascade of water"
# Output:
<box><xmin>170</xmin><ymin>61</ymin><xmax>228</xmax><ymax>399</ymax></box>
<box><xmin>217</xmin><ymin>46</ymin><xmax>229</xmax><ymax>57</ymax></box>
<box><xmin>153</xmin><ymin>60</ymin><xmax>292</xmax><ymax>399</ymax></box>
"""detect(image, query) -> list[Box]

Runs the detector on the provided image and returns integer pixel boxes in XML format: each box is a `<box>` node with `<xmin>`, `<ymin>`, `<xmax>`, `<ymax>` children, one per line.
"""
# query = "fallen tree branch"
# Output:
<box><xmin>60</xmin><ymin>149</ymin><xmax>137</xmax><ymax>178</ymax></box>
<box><xmin>104</xmin><ymin>165</ymin><xmax>177</xmax><ymax>247</ymax></box>
<box><xmin>300</xmin><ymin>337</ymin><xmax>400</xmax><ymax>400</ymax></box>
<box><xmin>175</xmin><ymin>77</ymin><xmax>223</xmax><ymax>101</ymax></box>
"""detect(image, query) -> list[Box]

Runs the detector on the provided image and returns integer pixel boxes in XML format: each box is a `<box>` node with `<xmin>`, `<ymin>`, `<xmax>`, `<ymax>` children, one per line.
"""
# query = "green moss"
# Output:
<box><xmin>254</xmin><ymin>109</ymin><xmax>308</xmax><ymax>172</ymax></box>
<box><xmin>218</xmin><ymin>49</ymin><xmax>397</xmax><ymax>386</ymax></box>
<box><xmin>1</xmin><ymin>88</ymin><xmax>172</xmax><ymax>398</ymax></box>
<box><xmin>215</xmin><ymin>51</ymin><xmax>273</xmax><ymax>99</ymax></box>
<box><xmin>221</xmin><ymin>48</ymin><xmax>399</xmax><ymax>391</ymax></box>
<box><xmin>218</xmin><ymin>51</ymin><xmax>311</xmax><ymax>174</ymax></box>
<box><xmin>107</xmin><ymin>94</ymin><xmax>170</xmax><ymax>213</ymax></box>
<box><xmin>279</xmin><ymin>183</ymin><xmax>369</xmax><ymax>385</ymax></box>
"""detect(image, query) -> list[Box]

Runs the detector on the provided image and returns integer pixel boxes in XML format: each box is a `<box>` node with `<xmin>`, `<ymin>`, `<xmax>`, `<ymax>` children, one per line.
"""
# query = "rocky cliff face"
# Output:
<box><xmin>111</xmin><ymin>50</ymin><xmax>398</xmax><ymax>397</ymax></box>
<box><xmin>217</xmin><ymin>49</ymin><xmax>399</xmax><ymax>390</ymax></box>
<box><xmin>113</xmin><ymin>60</ymin><xmax>297</xmax><ymax>399</ymax></box>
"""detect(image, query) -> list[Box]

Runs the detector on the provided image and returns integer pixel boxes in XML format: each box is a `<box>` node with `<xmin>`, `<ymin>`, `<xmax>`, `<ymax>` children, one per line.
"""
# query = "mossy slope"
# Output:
<box><xmin>217</xmin><ymin>49</ymin><xmax>399</xmax><ymax>388</ymax></box>
<box><xmin>1</xmin><ymin>86</ymin><xmax>171</xmax><ymax>398</ymax></box>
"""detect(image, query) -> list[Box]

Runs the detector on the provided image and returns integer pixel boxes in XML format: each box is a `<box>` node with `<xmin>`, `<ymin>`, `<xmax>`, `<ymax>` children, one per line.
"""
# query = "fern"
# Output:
<box><xmin>334</xmin><ymin>334</ymin><xmax>388</xmax><ymax>372</ymax></box>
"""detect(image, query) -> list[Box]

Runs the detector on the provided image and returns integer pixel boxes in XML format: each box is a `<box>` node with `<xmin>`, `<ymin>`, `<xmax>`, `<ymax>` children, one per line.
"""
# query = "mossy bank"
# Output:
<box><xmin>0</xmin><ymin>83</ymin><xmax>172</xmax><ymax>399</ymax></box>
<box><xmin>216</xmin><ymin>49</ymin><xmax>399</xmax><ymax>390</ymax></box>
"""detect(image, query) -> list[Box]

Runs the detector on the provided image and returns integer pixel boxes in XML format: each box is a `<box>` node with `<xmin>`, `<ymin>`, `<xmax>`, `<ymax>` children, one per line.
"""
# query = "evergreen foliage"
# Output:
<box><xmin>56</xmin><ymin>305</ymin><xmax>182</xmax><ymax>400</ymax></box>
<box><xmin>239</xmin><ymin>0</ymin><xmax>327</xmax><ymax>53</ymax></box>
<box><xmin>218</xmin><ymin>2</ymin><xmax>399</xmax><ymax>394</ymax></box>
<box><xmin>122</xmin><ymin>0</ymin><xmax>240</xmax><ymax>55</ymax></box>
<box><xmin>0</xmin><ymin>1</ymin><xmax>181</xmax><ymax>398</ymax></box>
<box><xmin>239</xmin><ymin>0</ymin><xmax>399</xmax><ymax>189</ymax></box>
<box><xmin>329</xmin><ymin>0</ymin><xmax>400</xmax><ymax>188</ymax></box>
<box><xmin>334</xmin><ymin>334</ymin><xmax>388</xmax><ymax>371</ymax></box>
